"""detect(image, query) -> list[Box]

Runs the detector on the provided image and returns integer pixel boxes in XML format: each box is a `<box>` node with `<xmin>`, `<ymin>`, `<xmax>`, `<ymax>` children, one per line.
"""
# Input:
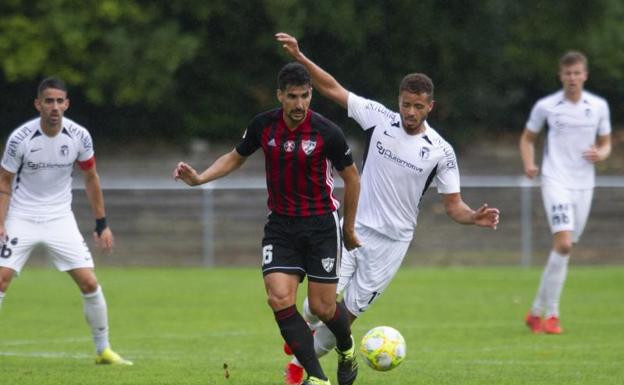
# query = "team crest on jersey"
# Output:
<box><xmin>321</xmin><ymin>257</ymin><xmax>335</xmax><ymax>273</ymax></box>
<box><xmin>283</xmin><ymin>140</ymin><xmax>296</xmax><ymax>152</ymax></box>
<box><xmin>301</xmin><ymin>140</ymin><xmax>316</xmax><ymax>155</ymax></box>
<box><xmin>60</xmin><ymin>145</ymin><xmax>69</xmax><ymax>156</ymax></box>
<box><xmin>420</xmin><ymin>146</ymin><xmax>430</xmax><ymax>160</ymax></box>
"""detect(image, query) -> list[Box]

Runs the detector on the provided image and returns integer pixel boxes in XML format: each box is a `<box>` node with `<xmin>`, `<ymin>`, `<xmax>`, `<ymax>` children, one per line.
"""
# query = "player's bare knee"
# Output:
<box><xmin>78</xmin><ymin>278</ymin><xmax>99</xmax><ymax>294</ymax></box>
<box><xmin>0</xmin><ymin>268</ymin><xmax>15</xmax><ymax>292</ymax></box>
<box><xmin>267</xmin><ymin>293</ymin><xmax>294</xmax><ymax>311</ymax></box>
<box><xmin>554</xmin><ymin>241</ymin><xmax>573</xmax><ymax>255</ymax></box>
<box><xmin>308</xmin><ymin>300</ymin><xmax>336</xmax><ymax>321</ymax></box>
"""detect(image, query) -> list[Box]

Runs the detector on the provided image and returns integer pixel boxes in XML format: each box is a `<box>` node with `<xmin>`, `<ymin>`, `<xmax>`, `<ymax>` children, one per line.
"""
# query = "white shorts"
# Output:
<box><xmin>541</xmin><ymin>184</ymin><xmax>593</xmax><ymax>243</ymax></box>
<box><xmin>338</xmin><ymin>224</ymin><xmax>410</xmax><ymax>317</ymax></box>
<box><xmin>0</xmin><ymin>214</ymin><xmax>93</xmax><ymax>274</ymax></box>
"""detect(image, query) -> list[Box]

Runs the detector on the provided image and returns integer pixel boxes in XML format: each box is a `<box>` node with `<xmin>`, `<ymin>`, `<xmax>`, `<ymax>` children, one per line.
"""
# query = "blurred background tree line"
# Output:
<box><xmin>1</xmin><ymin>0</ymin><xmax>622</xmax><ymax>149</ymax></box>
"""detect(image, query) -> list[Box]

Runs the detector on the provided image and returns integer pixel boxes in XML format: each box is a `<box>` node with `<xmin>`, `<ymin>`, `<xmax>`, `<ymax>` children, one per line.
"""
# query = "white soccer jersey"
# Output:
<box><xmin>526</xmin><ymin>90</ymin><xmax>611</xmax><ymax>189</ymax></box>
<box><xmin>1</xmin><ymin>117</ymin><xmax>94</xmax><ymax>219</ymax></box>
<box><xmin>347</xmin><ymin>92</ymin><xmax>460</xmax><ymax>241</ymax></box>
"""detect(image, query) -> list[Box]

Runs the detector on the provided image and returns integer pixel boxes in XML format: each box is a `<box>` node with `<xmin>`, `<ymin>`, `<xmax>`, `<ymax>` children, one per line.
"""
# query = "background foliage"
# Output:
<box><xmin>1</xmin><ymin>0</ymin><xmax>622</xmax><ymax>145</ymax></box>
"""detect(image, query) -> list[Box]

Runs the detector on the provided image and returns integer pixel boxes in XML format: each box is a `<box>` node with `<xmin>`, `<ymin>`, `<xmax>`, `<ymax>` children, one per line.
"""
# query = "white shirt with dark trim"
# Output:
<box><xmin>526</xmin><ymin>90</ymin><xmax>611</xmax><ymax>190</ymax></box>
<box><xmin>1</xmin><ymin>117</ymin><xmax>94</xmax><ymax>219</ymax></box>
<box><xmin>347</xmin><ymin>92</ymin><xmax>460</xmax><ymax>241</ymax></box>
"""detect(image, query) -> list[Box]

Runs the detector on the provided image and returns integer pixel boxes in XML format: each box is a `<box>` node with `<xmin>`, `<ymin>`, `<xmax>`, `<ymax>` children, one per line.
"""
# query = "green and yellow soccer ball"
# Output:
<box><xmin>359</xmin><ymin>326</ymin><xmax>406</xmax><ymax>371</ymax></box>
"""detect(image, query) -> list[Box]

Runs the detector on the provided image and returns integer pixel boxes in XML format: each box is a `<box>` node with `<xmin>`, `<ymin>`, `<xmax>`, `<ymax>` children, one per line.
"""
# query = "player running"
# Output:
<box><xmin>174</xmin><ymin>63</ymin><xmax>361</xmax><ymax>385</ymax></box>
<box><xmin>276</xmin><ymin>32</ymin><xmax>500</xmax><ymax>384</ymax></box>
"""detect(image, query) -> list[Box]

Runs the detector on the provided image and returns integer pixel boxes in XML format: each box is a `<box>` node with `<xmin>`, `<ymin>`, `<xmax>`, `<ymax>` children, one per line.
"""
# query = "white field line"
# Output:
<box><xmin>0</xmin><ymin>351</ymin><xmax>91</xmax><ymax>359</ymax></box>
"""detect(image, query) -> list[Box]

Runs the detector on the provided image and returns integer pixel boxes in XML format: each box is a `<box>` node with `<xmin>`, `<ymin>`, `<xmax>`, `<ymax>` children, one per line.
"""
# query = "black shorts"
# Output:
<box><xmin>261</xmin><ymin>212</ymin><xmax>342</xmax><ymax>283</ymax></box>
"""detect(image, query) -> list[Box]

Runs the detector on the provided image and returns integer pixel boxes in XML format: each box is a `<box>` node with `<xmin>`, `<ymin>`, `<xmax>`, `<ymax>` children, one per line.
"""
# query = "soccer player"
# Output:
<box><xmin>174</xmin><ymin>63</ymin><xmax>361</xmax><ymax>385</ymax></box>
<box><xmin>519</xmin><ymin>51</ymin><xmax>611</xmax><ymax>334</ymax></box>
<box><xmin>276</xmin><ymin>33</ymin><xmax>500</xmax><ymax>384</ymax></box>
<box><xmin>0</xmin><ymin>77</ymin><xmax>132</xmax><ymax>365</ymax></box>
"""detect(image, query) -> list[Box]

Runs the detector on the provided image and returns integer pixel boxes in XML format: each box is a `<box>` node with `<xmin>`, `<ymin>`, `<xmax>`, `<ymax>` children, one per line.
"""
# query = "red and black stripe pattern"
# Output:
<box><xmin>237</xmin><ymin>108</ymin><xmax>353</xmax><ymax>217</ymax></box>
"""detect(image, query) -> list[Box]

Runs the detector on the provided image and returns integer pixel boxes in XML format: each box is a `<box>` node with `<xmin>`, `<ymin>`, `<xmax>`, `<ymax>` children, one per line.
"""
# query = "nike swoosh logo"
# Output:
<box><xmin>30</xmin><ymin>148</ymin><xmax>43</xmax><ymax>153</ymax></box>
<box><xmin>383</xmin><ymin>130</ymin><xmax>394</xmax><ymax>138</ymax></box>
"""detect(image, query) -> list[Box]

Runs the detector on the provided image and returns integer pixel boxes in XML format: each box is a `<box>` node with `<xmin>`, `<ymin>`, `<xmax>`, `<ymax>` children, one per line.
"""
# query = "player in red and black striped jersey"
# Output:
<box><xmin>174</xmin><ymin>63</ymin><xmax>361</xmax><ymax>385</ymax></box>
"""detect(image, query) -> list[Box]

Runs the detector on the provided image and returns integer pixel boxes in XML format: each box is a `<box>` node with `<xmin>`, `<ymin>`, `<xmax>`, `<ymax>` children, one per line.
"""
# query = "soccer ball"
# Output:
<box><xmin>359</xmin><ymin>326</ymin><xmax>406</xmax><ymax>371</ymax></box>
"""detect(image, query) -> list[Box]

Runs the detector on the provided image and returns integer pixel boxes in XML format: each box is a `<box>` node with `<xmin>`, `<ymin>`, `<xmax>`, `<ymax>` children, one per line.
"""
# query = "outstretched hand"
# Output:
<box><xmin>473</xmin><ymin>203</ymin><xmax>500</xmax><ymax>230</ymax></box>
<box><xmin>275</xmin><ymin>32</ymin><xmax>302</xmax><ymax>60</ymax></box>
<box><xmin>173</xmin><ymin>162</ymin><xmax>201</xmax><ymax>186</ymax></box>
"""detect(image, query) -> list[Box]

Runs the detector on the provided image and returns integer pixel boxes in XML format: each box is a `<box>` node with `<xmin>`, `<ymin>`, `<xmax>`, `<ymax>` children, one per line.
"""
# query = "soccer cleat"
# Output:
<box><xmin>301</xmin><ymin>376</ymin><xmax>331</xmax><ymax>385</ymax></box>
<box><xmin>284</xmin><ymin>362</ymin><xmax>304</xmax><ymax>385</ymax></box>
<box><xmin>335</xmin><ymin>336</ymin><xmax>358</xmax><ymax>385</ymax></box>
<box><xmin>95</xmin><ymin>347</ymin><xmax>134</xmax><ymax>365</ymax></box>
<box><xmin>525</xmin><ymin>313</ymin><xmax>543</xmax><ymax>334</ymax></box>
<box><xmin>543</xmin><ymin>316</ymin><xmax>563</xmax><ymax>334</ymax></box>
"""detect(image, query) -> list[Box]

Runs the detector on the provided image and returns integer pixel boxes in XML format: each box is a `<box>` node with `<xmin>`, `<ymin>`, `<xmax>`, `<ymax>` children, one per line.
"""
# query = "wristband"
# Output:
<box><xmin>95</xmin><ymin>217</ymin><xmax>107</xmax><ymax>236</ymax></box>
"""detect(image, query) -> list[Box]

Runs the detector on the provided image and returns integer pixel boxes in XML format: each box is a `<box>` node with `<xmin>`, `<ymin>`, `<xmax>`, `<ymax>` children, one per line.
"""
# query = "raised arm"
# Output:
<box><xmin>173</xmin><ymin>149</ymin><xmax>247</xmax><ymax>187</ymax></box>
<box><xmin>519</xmin><ymin>128</ymin><xmax>540</xmax><ymax>179</ymax></box>
<box><xmin>442</xmin><ymin>193</ymin><xmax>499</xmax><ymax>229</ymax></box>
<box><xmin>337</xmin><ymin>164</ymin><xmax>361</xmax><ymax>250</ymax></box>
<box><xmin>276</xmin><ymin>32</ymin><xmax>349</xmax><ymax>109</ymax></box>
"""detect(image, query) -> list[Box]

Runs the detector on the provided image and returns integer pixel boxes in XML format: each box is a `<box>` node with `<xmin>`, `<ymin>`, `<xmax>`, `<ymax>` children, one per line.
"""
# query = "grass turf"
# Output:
<box><xmin>0</xmin><ymin>266</ymin><xmax>622</xmax><ymax>385</ymax></box>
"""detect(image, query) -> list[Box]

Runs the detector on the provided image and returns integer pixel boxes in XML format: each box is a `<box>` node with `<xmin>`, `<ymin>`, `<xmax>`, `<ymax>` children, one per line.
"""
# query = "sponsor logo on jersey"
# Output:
<box><xmin>26</xmin><ymin>161</ymin><xmax>74</xmax><ymax>170</ymax></box>
<box><xmin>301</xmin><ymin>140</ymin><xmax>316</xmax><ymax>155</ymax></box>
<box><xmin>283</xmin><ymin>140</ymin><xmax>295</xmax><ymax>152</ymax></box>
<box><xmin>376</xmin><ymin>141</ymin><xmax>423</xmax><ymax>173</ymax></box>
<box><xmin>321</xmin><ymin>257</ymin><xmax>335</xmax><ymax>273</ymax></box>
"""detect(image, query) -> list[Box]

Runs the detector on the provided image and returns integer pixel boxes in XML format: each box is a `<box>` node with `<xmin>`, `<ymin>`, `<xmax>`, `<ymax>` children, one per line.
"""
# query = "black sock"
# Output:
<box><xmin>275</xmin><ymin>305</ymin><xmax>326</xmax><ymax>380</ymax></box>
<box><xmin>323</xmin><ymin>301</ymin><xmax>353</xmax><ymax>352</ymax></box>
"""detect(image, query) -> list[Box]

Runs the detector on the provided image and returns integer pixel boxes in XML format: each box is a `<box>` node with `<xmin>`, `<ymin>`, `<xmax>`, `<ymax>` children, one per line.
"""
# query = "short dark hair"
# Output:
<box><xmin>37</xmin><ymin>77</ymin><xmax>67</xmax><ymax>97</ymax></box>
<box><xmin>277</xmin><ymin>62</ymin><xmax>311</xmax><ymax>91</ymax></box>
<box><xmin>559</xmin><ymin>51</ymin><xmax>587</xmax><ymax>69</ymax></box>
<box><xmin>399</xmin><ymin>73</ymin><xmax>434</xmax><ymax>100</ymax></box>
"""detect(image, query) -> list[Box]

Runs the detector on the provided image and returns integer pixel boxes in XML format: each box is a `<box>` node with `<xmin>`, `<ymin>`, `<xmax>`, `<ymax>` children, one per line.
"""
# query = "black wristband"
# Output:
<box><xmin>95</xmin><ymin>217</ymin><xmax>107</xmax><ymax>236</ymax></box>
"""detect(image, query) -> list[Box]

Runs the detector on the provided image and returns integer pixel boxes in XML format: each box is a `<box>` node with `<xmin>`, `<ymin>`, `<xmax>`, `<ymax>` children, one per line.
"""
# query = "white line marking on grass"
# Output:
<box><xmin>0</xmin><ymin>351</ymin><xmax>91</xmax><ymax>359</ymax></box>
<box><xmin>0</xmin><ymin>337</ymin><xmax>91</xmax><ymax>347</ymax></box>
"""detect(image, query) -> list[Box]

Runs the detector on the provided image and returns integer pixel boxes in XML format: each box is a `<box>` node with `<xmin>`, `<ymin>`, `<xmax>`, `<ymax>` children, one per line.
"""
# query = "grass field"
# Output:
<box><xmin>0</xmin><ymin>266</ymin><xmax>622</xmax><ymax>385</ymax></box>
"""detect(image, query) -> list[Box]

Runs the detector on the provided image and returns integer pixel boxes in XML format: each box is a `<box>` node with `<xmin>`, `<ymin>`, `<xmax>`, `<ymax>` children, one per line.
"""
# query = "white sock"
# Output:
<box><xmin>0</xmin><ymin>290</ymin><xmax>4</xmax><ymax>310</ymax></box>
<box><xmin>302</xmin><ymin>297</ymin><xmax>321</xmax><ymax>326</ymax></box>
<box><xmin>532</xmin><ymin>250</ymin><xmax>569</xmax><ymax>318</ymax></box>
<box><xmin>82</xmin><ymin>286</ymin><xmax>110</xmax><ymax>354</ymax></box>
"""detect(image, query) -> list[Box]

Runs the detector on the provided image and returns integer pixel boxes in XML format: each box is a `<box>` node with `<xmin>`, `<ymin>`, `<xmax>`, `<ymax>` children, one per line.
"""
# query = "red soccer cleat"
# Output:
<box><xmin>284</xmin><ymin>362</ymin><xmax>304</xmax><ymax>385</ymax></box>
<box><xmin>525</xmin><ymin>313</ymin><xmax>543</xmax><ymax>334</ymax></box>
<box><xmin>543</xmin><ymin>316</ymin><xmax>563</xmax><ymax>334</ymax></box>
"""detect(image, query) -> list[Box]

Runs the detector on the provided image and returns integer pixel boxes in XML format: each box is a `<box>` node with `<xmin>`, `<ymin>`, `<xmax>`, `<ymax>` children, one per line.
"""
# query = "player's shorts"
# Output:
<box><xmin>338</xmin><ymin>224</ymin><xmax>410</xmax><ymax>317</ymax></box>
<box><xmin>541</xmin><ymin>184</ymin><xmax>593</xmax><ymax>243</ymax></box>
<box><xmin>261</xmin><ymin>211</ymin><xmax>341</xmax><ymax>283</ymax></box>
<box><xmin>0</xmin><ymin>214</ymin><xmax>93</xmax><ymax>274</ymax></box>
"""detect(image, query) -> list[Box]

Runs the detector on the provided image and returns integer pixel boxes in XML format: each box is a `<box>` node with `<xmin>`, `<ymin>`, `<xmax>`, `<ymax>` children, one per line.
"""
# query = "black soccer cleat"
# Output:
<box><xmin>336</xmin><ymin>336</ymin><xmax>358</xmax><ymax>385</ymax></box>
